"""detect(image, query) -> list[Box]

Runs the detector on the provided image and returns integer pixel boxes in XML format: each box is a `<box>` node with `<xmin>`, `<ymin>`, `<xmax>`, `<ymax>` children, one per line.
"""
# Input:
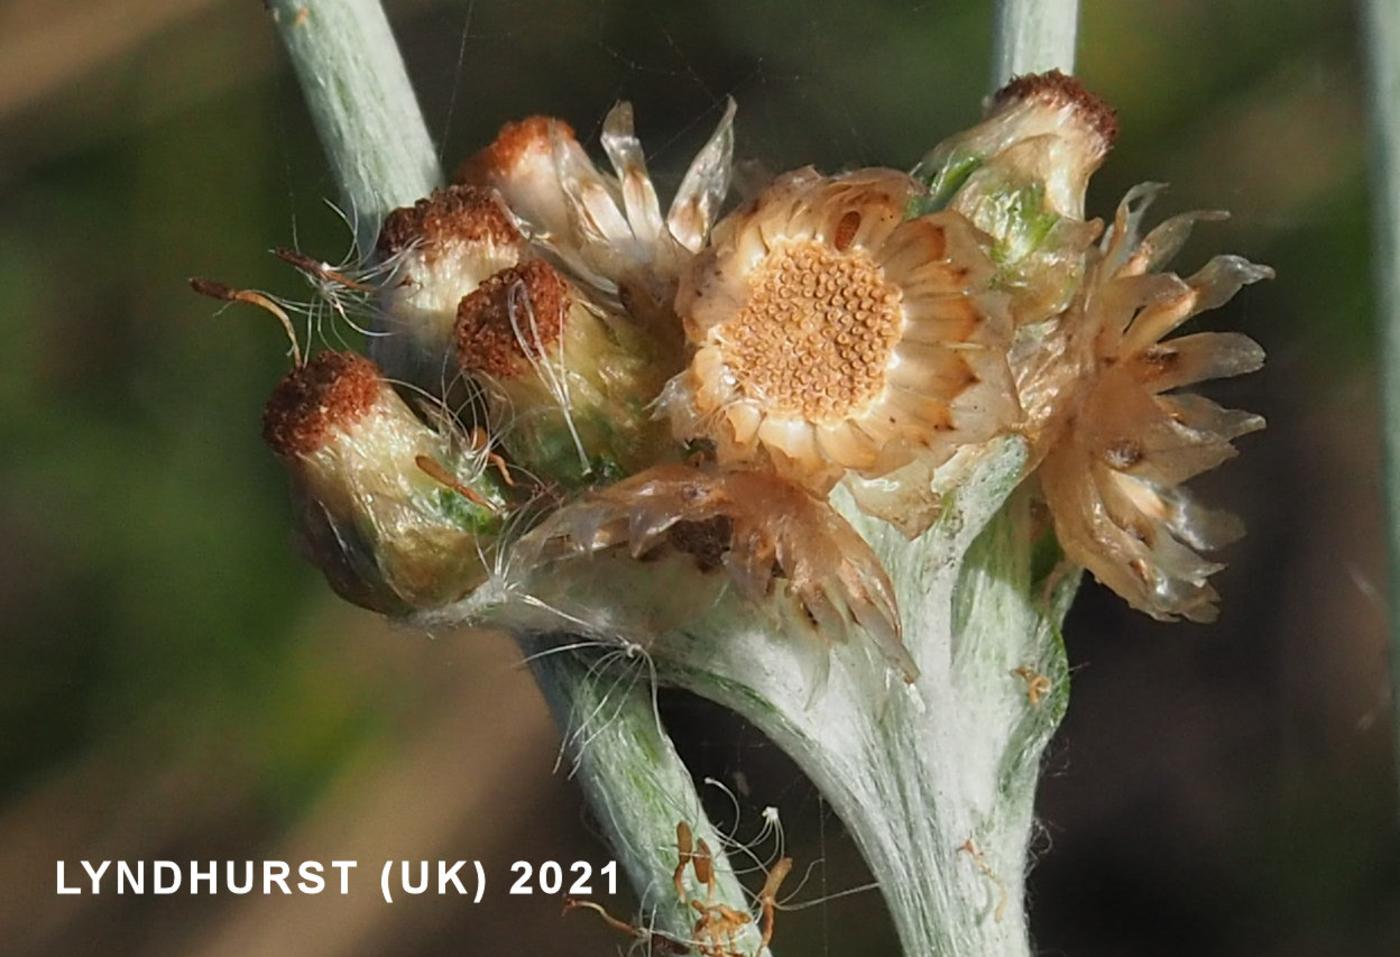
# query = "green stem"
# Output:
<box><xmin>1362</xmin><ymin>0</ymin><xmax>1400</xmax><ymax>807</ymax></box>
<box><xmin>267</xmin><ymin>0</ymin><xmax>751</xmax><ymax>943</ymax></box>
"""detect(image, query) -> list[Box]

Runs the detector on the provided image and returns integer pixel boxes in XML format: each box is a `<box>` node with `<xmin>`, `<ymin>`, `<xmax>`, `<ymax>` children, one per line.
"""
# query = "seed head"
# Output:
<box><xmin>915</xmin><ymin>70</ymin><xmax>1117</xmax><ymax>327</ymax></box>
<box><xmin>454</xmin><ymin>259</ymin><xmax>672</xmax><ymax>487</ymax></box>
<box><xmin>458</xmin><ymin>101</ymin><xmax>735</xmax><ymax>338</ymax></box>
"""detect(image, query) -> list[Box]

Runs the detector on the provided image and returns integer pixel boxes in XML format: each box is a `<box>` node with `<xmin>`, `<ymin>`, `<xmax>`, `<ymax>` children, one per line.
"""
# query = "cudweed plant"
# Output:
<box><xmin>208</xmin><ymin>2</ymin><xmax>1271</xmax><ymax>954</ymax></box>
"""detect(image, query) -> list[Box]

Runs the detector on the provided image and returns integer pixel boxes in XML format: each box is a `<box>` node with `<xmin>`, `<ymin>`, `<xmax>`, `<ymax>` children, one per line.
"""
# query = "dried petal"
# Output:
<box><xmin>1029</xmin><ymin>188</ymin><xmax>1270</xmax><ymax>621</ymax></box>
<box><xmin>526</xmin><ymin>465</ymin><xmax>915</xmax><ymax>681</ymax></box>
<box><xmin>668</xmin><ymin>99</ymin><xmax>737</xmax><ymax>253</ymax></box>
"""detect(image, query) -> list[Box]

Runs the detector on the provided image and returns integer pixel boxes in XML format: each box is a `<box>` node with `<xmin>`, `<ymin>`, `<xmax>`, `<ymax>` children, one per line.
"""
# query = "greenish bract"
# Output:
<box><xmin>979</xmin><ymin>179</ymin><xmax>1061</xmax><ymax>268</ymax></box>
<box><xmin>912</xmin><ymin>149</ymin><xmax>984</xmax><ymax>214</ymax></box>
<box><xmin>434</xmin><ymin>483</ymin><xmax>503</xmax><ymax>534</ymax></box>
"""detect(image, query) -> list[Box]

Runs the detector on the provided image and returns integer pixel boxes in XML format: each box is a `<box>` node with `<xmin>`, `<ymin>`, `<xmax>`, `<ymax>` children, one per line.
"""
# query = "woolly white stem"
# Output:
<box><xmin>267</xmin><ymin>1</ymin><xmax>756</xmax><ymax>944</ymax></box>
<box><xmin>526</xmin><ymin>642</ymin><xmax>761</xmax><ymax>949</ymax></box>
<box><xmin>1362</xmin><ymin>0</ymin><xmax>1400</xmax><ymax>805</ymax></box>
<box><xmin>267</xmin><ymin>0</ymin><xmax>439</xmax><ymax>257</ymax></box>
<box><xmin>992</xmin><ymin>0</ymin><xmax>1080</xmax><ymax>87</ymax></box>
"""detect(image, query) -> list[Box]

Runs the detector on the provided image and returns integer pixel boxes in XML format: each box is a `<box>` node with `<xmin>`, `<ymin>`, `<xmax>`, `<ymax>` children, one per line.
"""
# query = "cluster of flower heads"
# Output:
<box><xmin>252</xmin><ymin>71</ymin><xmax>1269</xmax><ymax>680</ymax></box>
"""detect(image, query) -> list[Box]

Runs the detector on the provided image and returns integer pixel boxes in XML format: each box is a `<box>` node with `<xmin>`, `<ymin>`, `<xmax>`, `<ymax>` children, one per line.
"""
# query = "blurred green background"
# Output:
<box><xmin>1</xmin><ymin>0</ymin><xmax>1395</xmax><ymax>954</ymax></box>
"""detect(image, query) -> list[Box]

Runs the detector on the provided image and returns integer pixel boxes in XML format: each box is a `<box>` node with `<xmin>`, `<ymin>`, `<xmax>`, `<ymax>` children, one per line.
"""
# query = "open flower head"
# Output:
<box><xmin>374</xmin><ymin>185</ymin><xmax>525</xmax><ymax>387</ymax></box>
<box><xmin>263</xmin><ymin>351</ymin><xmax>509</xmax><ymax>613</ymax></box>
<box><xmin>661</xmin><ymin>167</ymin><xmax>1017</xmax><ymax>520</ymax></box>
<box><xmin>1033</xmin><ymin>185</ymin><xmax>1271</xmax><ymax>621</ymax></box>
<box><xmin>527</xmin><ymin>464</ymin><xmax>914</xmax><ymax>682</ymax></box>
<box><xmin>915</xmin><ymin>70</ymin><xmax>1117</xmax><ymax>327</ymax></box>
<box><xmin>457</xmin><ymin>101</ymin><xmax>736</xmax><ymax>332</ymax></box>
<box><xmin>454</xmin><ymin>258</ymin><xmax>673</xmax><ymax>488</ymax></box>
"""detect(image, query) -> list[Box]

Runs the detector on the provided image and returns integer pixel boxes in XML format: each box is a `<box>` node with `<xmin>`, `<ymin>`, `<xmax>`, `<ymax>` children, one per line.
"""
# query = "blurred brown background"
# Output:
<box><xmin>0</xmin><ymin>0</ymin><xmax>1395</xmax><ymax>954</ymax></box>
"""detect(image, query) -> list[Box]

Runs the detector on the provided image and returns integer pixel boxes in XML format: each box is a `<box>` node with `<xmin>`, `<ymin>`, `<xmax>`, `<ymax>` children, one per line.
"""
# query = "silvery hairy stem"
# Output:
<box><xmin>993</xmin><ymin>0</ymin><xmax>1080</xmax><ymax>88</ymax></box>
<box><xmin>1362</xmin><ymin>0</ymin><xmax>1400</xmax><ymax>807</ymax></box>
<box><xmin>267</xmin><ymin>0</ymin><xmax>758</xmax><ymax>945</ymax></box>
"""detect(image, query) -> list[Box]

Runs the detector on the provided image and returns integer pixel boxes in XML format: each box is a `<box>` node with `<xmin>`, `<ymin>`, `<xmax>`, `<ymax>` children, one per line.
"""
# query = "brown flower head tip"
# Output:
<box><xmin>454</xmin><ymin>115</ymin><xmax>578</xmax><ymax>186</ymax></box>
<box><xmin>377</xmin><ymin>185</ymin><xmax>522</xmax><ymax>260</ymax></box>
<box><xmin>262</xmin><ymin>351</ymin><xmax>383</xmax><ymax>457</ymax></box>
<box><xmin>455</xmin><ymin>259</ymin><xmax>571</xmax><ymax>380</ymax></box>
<box><xmin>993</xmin><ymin>69</ymin><xmax>1119</xmax><ymax>150</ymax></box>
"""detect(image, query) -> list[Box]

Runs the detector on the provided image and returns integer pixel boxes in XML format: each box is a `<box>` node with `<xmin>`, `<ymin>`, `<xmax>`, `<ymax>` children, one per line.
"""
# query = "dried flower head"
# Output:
<box><xmin>1031</xmin><ymin>185</ymin><xmax>1271</xmax><ymax>621</ymax></box>
<box><xmin>457</xmin><ymin>101</ymin><xmax>735</xmax><ymax>329</ymax></box>
<box><xmin>263</xmin><ymin>351</ymin><xmax>507</xmax><ymax>612</ymax></box>
<box><xmin>918</xmin><ymin>69</ymin><xmax>1116</xmax><ymax>221</ymax></box>
<box><xmin>661</xmin><ymin>167</ymin><xmax>1017</xmax><ymax>516</ymax></box>
<box><xmin>454</xmin><ymin>258</ymin><xmax>672</xmax><ymax>487</ymax></box>
<box><xmin>915</xmin><ymin>70</ymin><xmax>1117</xmax><ymax>327</ymax></box>
<box><xmin>527</xmin><ymin>464</ymin><xmax>914</xmax><ymax>682</ymax></box>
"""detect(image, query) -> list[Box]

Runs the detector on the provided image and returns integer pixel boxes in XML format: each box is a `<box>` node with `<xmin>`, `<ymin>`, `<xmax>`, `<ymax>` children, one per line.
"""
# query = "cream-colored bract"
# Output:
<box><xmin>661</xmin><ymin>168</ymin><xmax>1019</xmax><ymax>517</ymax></box>
<box><xmin>524</xmin><ymin>463</ymin><xmax>915</xmax><ymax>683</ymax></box>
<box><xmin>1031</xmin><ymin>184</ymin><xmax>1272</xmax><ymax>622</ymax></box>
<box><xmin>458</xmin><ymin>101</ymin><xmax>736</xmax><ymax>324</ymax></box>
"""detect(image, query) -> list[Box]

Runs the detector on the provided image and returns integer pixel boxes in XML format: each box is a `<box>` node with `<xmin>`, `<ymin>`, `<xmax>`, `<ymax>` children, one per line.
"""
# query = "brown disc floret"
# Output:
<box><xmin>716</xmin><ymin>240</ymin><xmax>903</xmax><ymax>422</ymax></box>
